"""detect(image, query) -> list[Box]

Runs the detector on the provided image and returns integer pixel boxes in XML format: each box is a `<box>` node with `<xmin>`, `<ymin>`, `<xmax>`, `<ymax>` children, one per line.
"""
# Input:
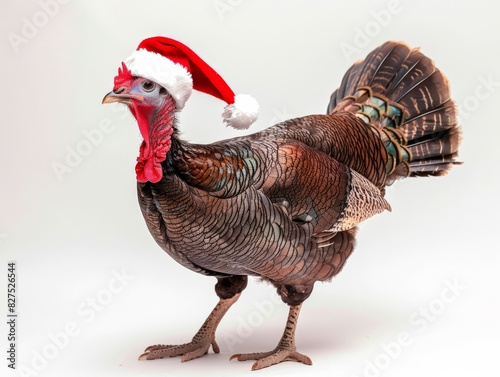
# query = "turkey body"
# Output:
<box><xmin>138</xmin><ymin>112</ymin><xmax>390</xmax><ymax>290</ymax></box>
<box><xmin>104</xmin><ymin>40</ymin><xmax>461</xmax><ymax>370</ymax></box>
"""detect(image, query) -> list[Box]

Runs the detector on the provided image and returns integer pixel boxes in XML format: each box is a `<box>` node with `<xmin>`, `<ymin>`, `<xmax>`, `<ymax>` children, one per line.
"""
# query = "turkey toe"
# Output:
<box><xmin>232</xmin><ymin>349</ymin><xmax>312</xmax><ymax>370</ymax></box>
<box><xmin>138</xmin><ymin>340</ymin><xmax>212</xmax><ymax>361</ymax></box>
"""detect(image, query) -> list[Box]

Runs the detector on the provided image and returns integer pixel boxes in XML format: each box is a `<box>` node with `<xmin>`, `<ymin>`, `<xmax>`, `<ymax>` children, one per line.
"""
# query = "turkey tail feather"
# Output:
<box><xmin>328</xmin><ymin>41</ymin><xmax>462</xmax><ymax>185</ymax></box>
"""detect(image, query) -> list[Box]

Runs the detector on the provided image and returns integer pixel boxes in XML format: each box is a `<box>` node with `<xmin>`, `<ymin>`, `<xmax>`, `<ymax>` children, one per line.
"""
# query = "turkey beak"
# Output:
<box><xmin>102</xmin><ymin>87</ymin><xmax>144</xmax><ymax>105</ymax></box>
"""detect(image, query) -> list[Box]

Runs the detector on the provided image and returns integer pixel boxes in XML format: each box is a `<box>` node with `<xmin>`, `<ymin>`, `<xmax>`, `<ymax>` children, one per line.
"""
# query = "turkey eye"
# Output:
<box><xmin>141</xmin><ymin>80</ymin><xmax>155</xmax><ymax>92</ymax></box>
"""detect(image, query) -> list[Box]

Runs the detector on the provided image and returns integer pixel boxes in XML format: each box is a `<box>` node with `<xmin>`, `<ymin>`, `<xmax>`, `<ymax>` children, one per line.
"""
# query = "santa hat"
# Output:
<box><xmin>122</xmin><ymin>36</ymin><xmax>259</xmax><ymax>130</ymax></box>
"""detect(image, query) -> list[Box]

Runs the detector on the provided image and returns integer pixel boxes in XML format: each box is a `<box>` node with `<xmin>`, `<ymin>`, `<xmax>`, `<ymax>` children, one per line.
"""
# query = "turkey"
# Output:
<box><xmin>102</xmin><ymin>37</ymin><xmax>461</xmax><ymax>371</ymax></box>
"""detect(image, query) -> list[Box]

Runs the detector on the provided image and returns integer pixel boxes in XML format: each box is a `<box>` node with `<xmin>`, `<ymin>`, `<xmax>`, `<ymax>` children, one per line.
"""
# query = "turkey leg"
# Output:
<box><xmin>139</xmin><ymin>275</ymin><xmax>247</xmax><ymax>362</ymax></box>
<box><xmin>231</xmin><ymin>303</ymin><xmax>312</xmax><ymax>370</ymax></box>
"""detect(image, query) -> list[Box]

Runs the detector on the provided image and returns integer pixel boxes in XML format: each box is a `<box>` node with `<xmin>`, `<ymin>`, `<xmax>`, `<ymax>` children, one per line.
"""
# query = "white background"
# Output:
<box><xmin>1</xmin><ymin>1</ymin><xmax>499</xmax><ymax>376</ymax></box>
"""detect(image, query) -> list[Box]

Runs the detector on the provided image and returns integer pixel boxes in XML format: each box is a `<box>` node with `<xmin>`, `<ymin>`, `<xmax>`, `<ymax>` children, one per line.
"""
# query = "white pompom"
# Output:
<box><xmin>222</xmin><ymin>94</ymin><xmax>259</xmax><ymax>129</ymax></box>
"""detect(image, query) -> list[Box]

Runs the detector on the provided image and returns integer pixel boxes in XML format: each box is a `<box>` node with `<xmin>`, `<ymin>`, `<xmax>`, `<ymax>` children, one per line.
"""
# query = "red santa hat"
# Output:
<box><xmin>122</xmin><ymin>36</ymin><xmax>259</xmax><ymax>130</ymax></box>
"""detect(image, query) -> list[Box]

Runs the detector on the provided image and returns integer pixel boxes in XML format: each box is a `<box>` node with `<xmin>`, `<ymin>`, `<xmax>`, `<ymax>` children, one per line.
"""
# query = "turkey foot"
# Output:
<box><xmin>139</xmin><ymin>293</ymin><xmax>240</xmax><ymax>362</ymax></box>
<box><xmin>231</xmin><ymin>304</ymin><xmax>312</xmax><ymax>370</ymax></box>
<box><xmin>139</xmin><ymin>338</ymin><xmax>219</xmax><ymax>362</ymax></box>
<box><xmin>231</xmin><ymin>347</ymin><xmax>312</xmax><ymax>371</ymax></box>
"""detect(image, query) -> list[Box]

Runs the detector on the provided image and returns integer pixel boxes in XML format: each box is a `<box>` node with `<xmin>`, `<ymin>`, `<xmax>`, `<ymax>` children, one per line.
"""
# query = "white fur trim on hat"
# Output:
<box><xmin>124</xmin><ymin>49</ymin><xmax>193</xmax><ymax>109</ymax></box>
<box><xmin>222</xmin><ymin>94</ymin><xmax>259</xmax><ymax>129</ymax></box>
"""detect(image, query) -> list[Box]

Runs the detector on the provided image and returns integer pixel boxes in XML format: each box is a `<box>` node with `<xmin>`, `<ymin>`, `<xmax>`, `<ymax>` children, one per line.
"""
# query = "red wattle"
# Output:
<box><xmin>135</xmin><ymin>138</ymin><xmax>171</xmax><ymax>183</ymax></box>
<box><xmin>133</xmin><ymin>98</ymin><xmax>175</xmax><ymax>183</ymax></box>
